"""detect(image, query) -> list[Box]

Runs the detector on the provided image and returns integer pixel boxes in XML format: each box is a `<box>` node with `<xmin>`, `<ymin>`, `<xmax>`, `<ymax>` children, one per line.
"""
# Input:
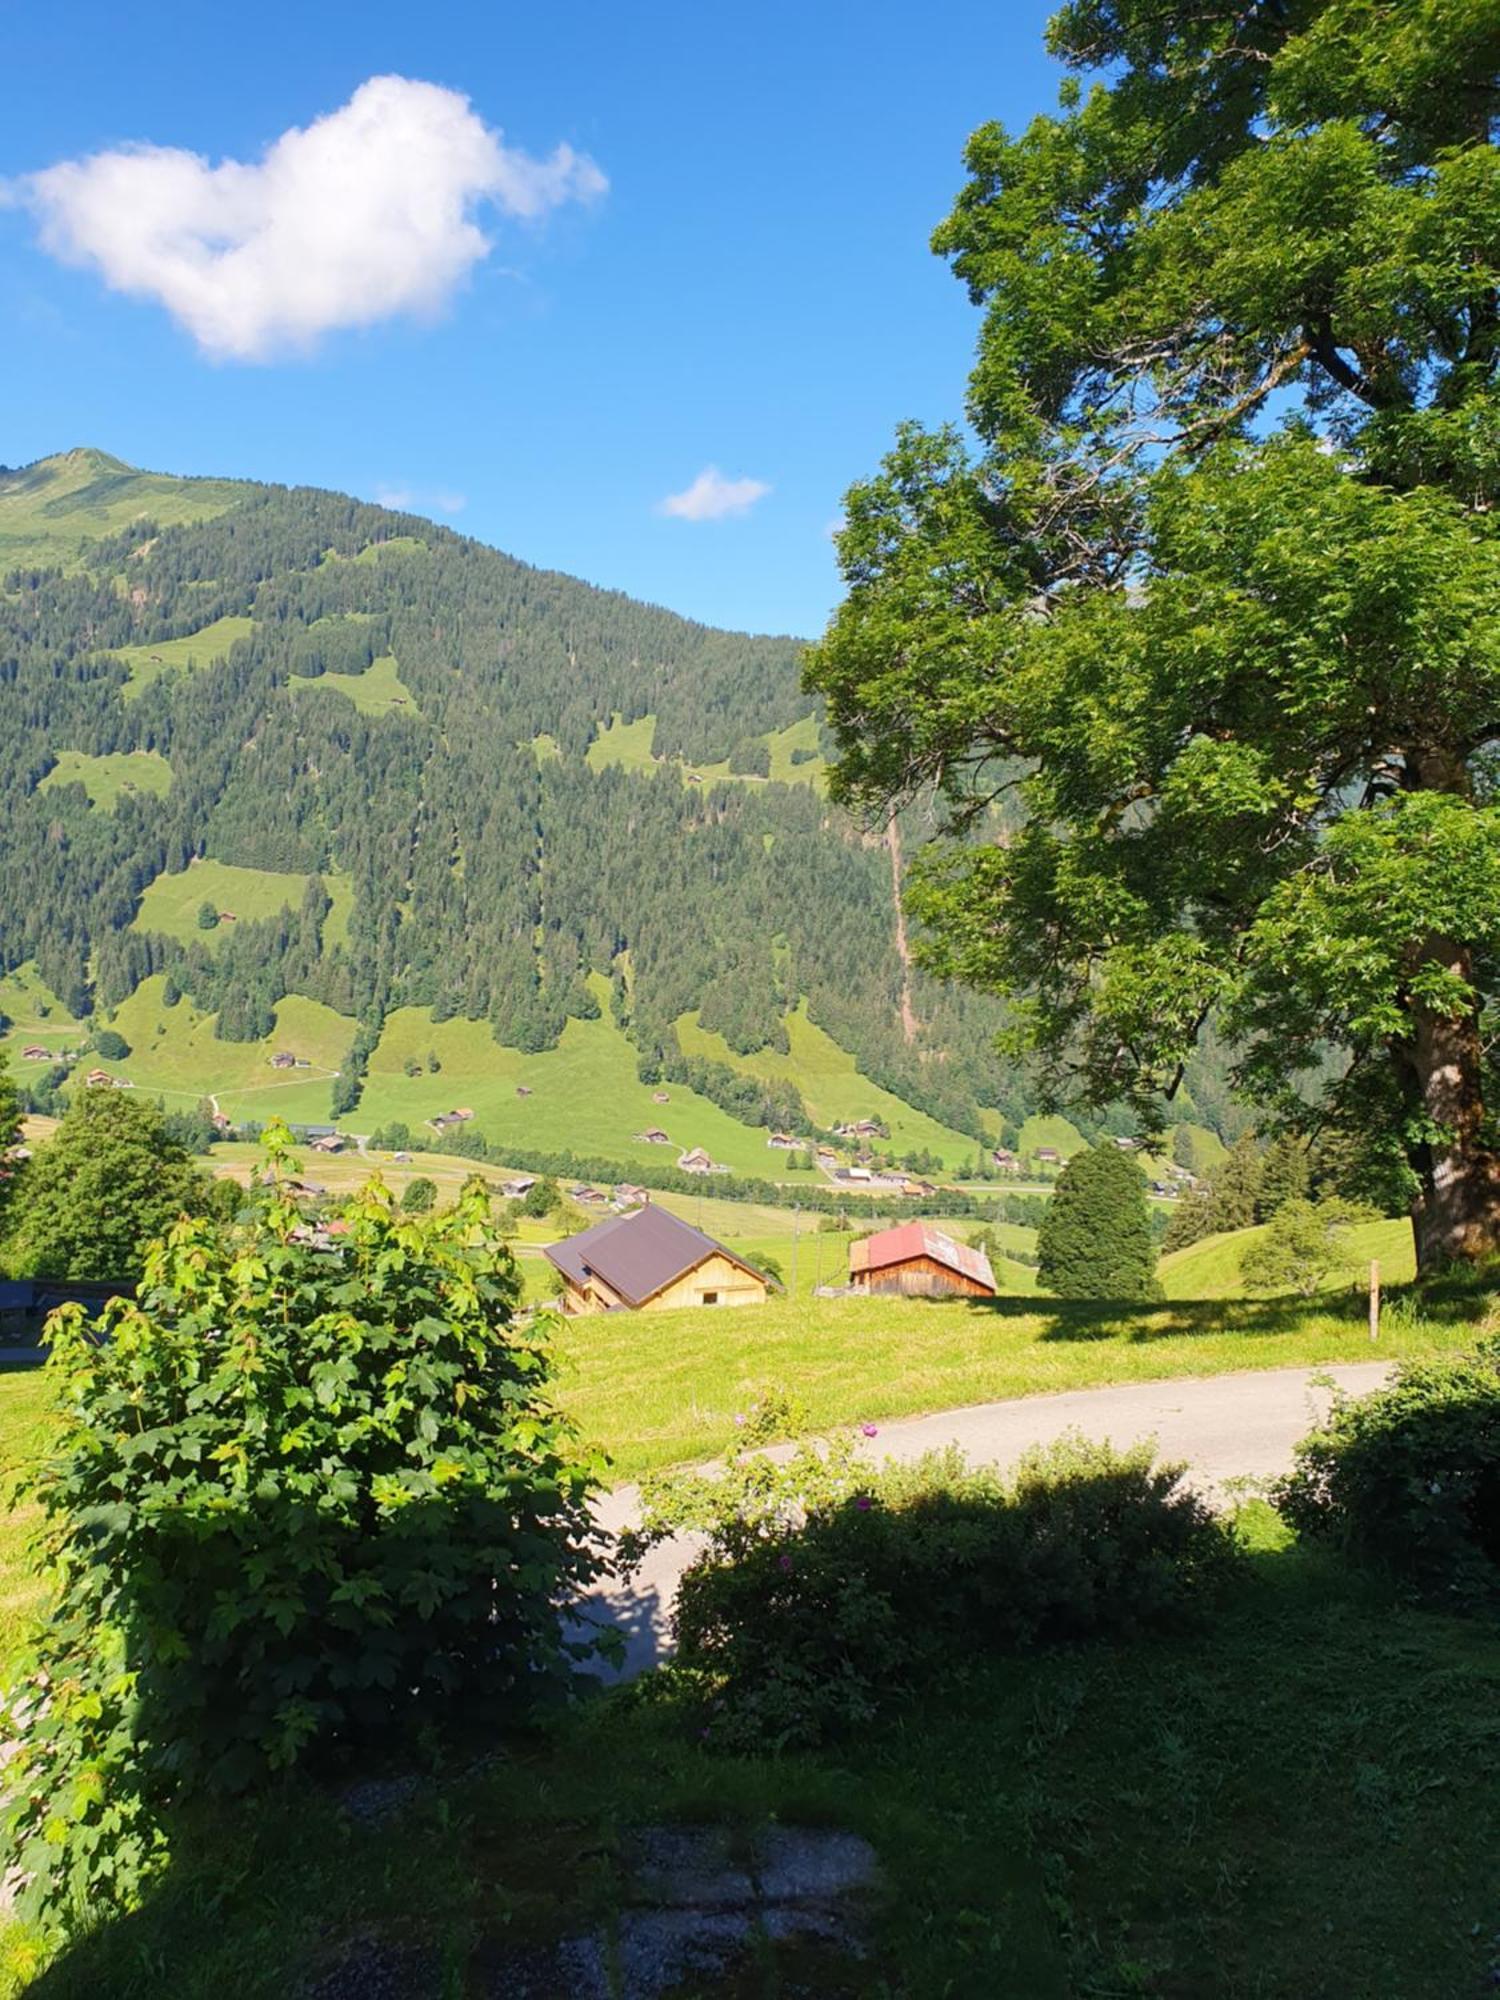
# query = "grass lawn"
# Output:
<box><xmin>0</xmin><ymin>1366</ymin><xmax>55</xmax><ymax>1677</ymax></box>
<box><xmin>4</xmin><ymin>1499</ymin><xmax>1496</xmax><ymax>1999</ymax></box>
<box><xmin>38</xmin><ymin>750</ymin><xmax>173</xmax><ymax>809</ymax></box>
<box><xmin>110</xmin><ymin>614</ymin><xmax>255</xmax><ymax>698</ymax></box>
<box><xmin>1161</xmin><ymin>1216</ymin><xmax>1414</xmax><ymax>1298</ymax></box>
<box><xmin>290</xmin><ymin>652</ymin><xmax>419</xmax><ymax>717</ymax></box>
<box><xmin>676</xmin><ymin>1000</ymin><xmax>985</xmax><ymax>1170</ymax></box>
<box><xmin>552</xmin><ymin>1280</ymin><xmax>1484</xmax><ymax>1480</ymax></box>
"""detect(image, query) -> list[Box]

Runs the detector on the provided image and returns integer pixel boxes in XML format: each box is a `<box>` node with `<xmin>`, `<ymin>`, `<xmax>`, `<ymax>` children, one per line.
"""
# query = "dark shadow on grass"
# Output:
<box><xmin>945</xmin><ymin>1267</ymin><xmax>1498</xmax><ymax>1344</ymax></box>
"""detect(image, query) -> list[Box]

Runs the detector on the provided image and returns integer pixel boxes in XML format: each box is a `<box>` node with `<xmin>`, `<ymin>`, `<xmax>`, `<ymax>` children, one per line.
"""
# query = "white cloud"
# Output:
<box><xmin>658</xmin><ymin>466</ymin><xmax>771</xmax><ymax>522</ymax></box>
<box><xmin>11</xmin><ymin>76</ymin><xmax>607</xmax><ymax>361</ymax></box>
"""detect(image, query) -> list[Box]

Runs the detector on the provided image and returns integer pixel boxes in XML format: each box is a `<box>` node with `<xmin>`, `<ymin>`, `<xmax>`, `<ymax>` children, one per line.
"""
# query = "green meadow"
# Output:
<box><xmin>355</xmin><ymin>993</ymin><xmax>823</xmax><ymax>1180</ymax></box>
<box><xmin>0</xmin><ymin>448</ymin><xmax>246</xmax><ymax>571</ymax></box>
<box><xmin>131</xmin><ymin>860</ymin><xmax>353</xmax><ymax>949</ymax></box>
<box><xmin>1161</xmin><ymin>1215</ymin><xmax>1414</xmax><ymax>1299</ymax></box>
<box><xmin>101</xmin><ymin>980</ymin><xmax>355</xmax><ymax>1122</ymax></box>
<box><xmin>676</xmin><ymin>1000</ymin><xmax>985</xmax><ymax>1167</ymax></box>
<box><xmin>39</xmin><ymin>750</ymin><xmax>174</xmax><ymax>808</ymax></box>
<box><xmin>111</xmin><ymin>613</ymin><xmax>255</xmax><ymax>697</ymax></box>
<box><xmin>290</xmin><ymin>652</ymin><xmax>419</xmax><ymax>717</ymax></box>
<box><xmin>585</xmin><ymin>710</ymin><xmax>659</xmax><ymax>772</ymax></box>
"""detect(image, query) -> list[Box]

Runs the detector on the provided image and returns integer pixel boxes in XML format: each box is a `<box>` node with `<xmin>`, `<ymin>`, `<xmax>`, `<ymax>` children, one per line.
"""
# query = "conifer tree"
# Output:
<box><xmin>1037</xmin><ymin>1145</ymin><xmax>1160</xmax><ymax>1300</ymax></box>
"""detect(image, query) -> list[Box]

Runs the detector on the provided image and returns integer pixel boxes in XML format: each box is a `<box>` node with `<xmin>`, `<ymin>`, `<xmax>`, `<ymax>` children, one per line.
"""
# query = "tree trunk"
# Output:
<box><xmin>1405</xmin><ymin>938</ymin><xmax>1500</xmax><ymax>1271</ymax></box>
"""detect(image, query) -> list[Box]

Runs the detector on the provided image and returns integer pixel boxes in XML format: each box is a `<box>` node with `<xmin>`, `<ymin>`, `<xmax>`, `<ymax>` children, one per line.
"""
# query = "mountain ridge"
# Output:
<box><xmin>0</xmin><ymin>448</ymin><xmax>1055</xmax><ymax>1171</ymax></box>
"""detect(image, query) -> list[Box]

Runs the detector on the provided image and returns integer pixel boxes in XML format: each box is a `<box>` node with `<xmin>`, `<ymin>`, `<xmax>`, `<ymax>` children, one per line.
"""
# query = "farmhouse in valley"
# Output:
<box><xmin>849</xmin><ymin>1222</ymin><xmax>997</xmax><ymax>1300</ymax></box>
<box><xmin>545</xmin><ymin>1203</ymin><xmax>768</xmax><ymax>1316</ymax></box>
<box><xmin>677</xmin><ymin>1146</ymin><xmax>727</xmax><ymax>1175</ymax></box>
<box><xmin>635</xmin><ymin>1126</ymin><xmax>672</xmax><ymax>1145</ymax></box>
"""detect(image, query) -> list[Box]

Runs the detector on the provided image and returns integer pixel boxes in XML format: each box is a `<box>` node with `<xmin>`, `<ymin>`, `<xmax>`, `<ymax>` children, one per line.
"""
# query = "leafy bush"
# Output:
<box><xmin>627</xmin><ymin>1416</ymin><xmax>1236</xmax><ymax>1749</ymax></box>
<box><xmin>401</xmin><ymin>1174</ymin><xmax>438</xmax><ymax>1212</ymax></box>
<box><xmin>1275</xmin><ymin>1340</ymin><xmax>1500</xmax><ymax>1602</ymax></box>
<box><xmin>1240</xmin><ymin>1195</ymin><xmax>1370</xmax><ymax>1296</ymax></box>
<box><xmin>6</xmin><ymin>1126</ymin><xmax>606</xmax><ymax>1934</ymax></box>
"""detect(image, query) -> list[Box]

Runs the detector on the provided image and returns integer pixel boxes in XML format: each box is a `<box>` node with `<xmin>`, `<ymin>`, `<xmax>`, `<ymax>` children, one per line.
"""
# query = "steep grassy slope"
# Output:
<box><xmin>357</xmin><ymin>996</ymin><xmax>823</xmax><ymax>1180</ymax></box>
<box><xmin>676</xmin><ymin>1002</ymin><xmax>985</xmax><ymax>1166</ymax></box>
<box><xmin>1160</xmin><ymin>1216</ymin><xmax>1414</xmax><ymax>1299</ymax></box>
<box><xmin>0</xmin><ymin>448</ymin><xmax>250</xmax><ymax>570</ymax></box>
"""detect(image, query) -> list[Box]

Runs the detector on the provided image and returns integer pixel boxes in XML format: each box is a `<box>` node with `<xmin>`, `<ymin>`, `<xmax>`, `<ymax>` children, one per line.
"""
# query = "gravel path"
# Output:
<box><xmin>577</xmin><ymin>1360</ymin><xmax>1392</xmax><ymax>1680</ymax></box>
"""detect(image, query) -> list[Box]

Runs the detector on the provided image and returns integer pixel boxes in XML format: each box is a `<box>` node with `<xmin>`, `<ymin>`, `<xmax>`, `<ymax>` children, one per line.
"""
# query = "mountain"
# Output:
<box><xmin>0</xmin><ymin>448</ymin><xmax>1048</xmax><ymax>1174</ymax></box>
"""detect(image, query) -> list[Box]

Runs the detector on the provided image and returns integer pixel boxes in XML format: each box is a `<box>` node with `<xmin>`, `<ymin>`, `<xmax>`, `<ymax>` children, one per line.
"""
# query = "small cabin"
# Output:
<box><xmin>849</xmin><ymin>1222</ymin><xmax>996</xmax><ymax>1301</ymax></box>
<box><xmin>546</xmin><ymin>1204</ymin><xmax>767</xmax><ymax>1316</ymax></box>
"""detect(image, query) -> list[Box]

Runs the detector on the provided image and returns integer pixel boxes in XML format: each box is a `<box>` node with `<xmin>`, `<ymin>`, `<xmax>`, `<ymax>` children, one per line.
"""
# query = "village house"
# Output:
<box><xmin>652</xmin><ymin>1090</ymin><xmax>671</xmax><ymax>1104</ymax></box>
<box><xmin>20</xmin><ymin>1045</ymin><xmax>50</xmax><ymax>1062</ymax></box>
<box><xmin>991</xmin><ymin>1147</ymin><xmax>1019</xmax><ymax>1172</ymax></box>
<box><xmin>500</xmin><ymin>1175</ymin><xmax>538</xmax><ymax>1199</ymax></box>
<box><xmin>570</xmin><ymin>1184</ymin><xmax>606</xmax><ymax>1206</ymax></box>
<box><xmin>269</xmin><ymin>1051</ymin><xmax>298</xmax><ymax>1071</ymax></box>
<box><xmin>834</xmin><ymin>1118</ymin><xmax>885</xmax><ymax>1141</ymax></box>
<box><xmin>310</xmin><ymin>1133</ymin><xmax>346</xmax><ymax>1155</ymax></box>
<box><xmin>545</xmin><ymin>1204</ymin><xmax>768</xmax><ymax>1316</ymax></box>
<box><xmin>611</xmin><ymin>1183</ymin><xmax>649</xmax><ymax>1210</ymax></box>
<box><xmin>84</xmin><ymin>1068</ymin><xmax>116</xmax><ymax>1087</ymax></box>
<box><xmin>1034</xmin><ymin>1146</ymin><xmax>1061</xmax><ymax>1165</ymax></box>
<box><xmin>677</xmin><ymin>1146</ymin><xmax>728</xmax><ymax>1175</ymax></box>
<box><xmin>635</xmin><ymin>1127</ymin><xmax>672</xmax><ymax>1145</ymax></box>
<box><xmin>849</xmin><ymin>1222</ymin><xmax>997</xmax><ymax>1300</ymax></box>
<box><xmin>766</xmin><ymin>1132</ymin><xmax>800</xmax><ymax>1151</ymax></box>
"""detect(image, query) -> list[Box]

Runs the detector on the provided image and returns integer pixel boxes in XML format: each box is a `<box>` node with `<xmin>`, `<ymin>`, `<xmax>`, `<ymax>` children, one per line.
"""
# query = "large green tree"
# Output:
<box><xmin>806</xmin><ymin>0</ymin><xmax>1500</xmax><ymax>1270</ymax></box>
<box><xmin>1037</xmin><ymin>1143</ymin><xmax>1160</xmax><ymax>1299</ymax></box>
<box><xmin>4</xmin><ymin>1088</ymin><xmax>213</xmax><ymax>1280</ymax></box>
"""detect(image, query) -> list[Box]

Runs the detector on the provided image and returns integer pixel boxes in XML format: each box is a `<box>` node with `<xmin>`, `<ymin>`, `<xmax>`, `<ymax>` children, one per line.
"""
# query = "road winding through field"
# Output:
<box><xmin>576</xmin><ymin>1360</ymin><xmax>1393</xmax><ymax>1680</ymax></box>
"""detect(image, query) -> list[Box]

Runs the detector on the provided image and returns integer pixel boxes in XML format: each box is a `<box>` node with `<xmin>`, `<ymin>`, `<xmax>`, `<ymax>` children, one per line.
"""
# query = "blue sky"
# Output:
<box><xmin>2</xmin><ymin>0</ymin><xmax>1060</xmax><ymax>637</ymax></box>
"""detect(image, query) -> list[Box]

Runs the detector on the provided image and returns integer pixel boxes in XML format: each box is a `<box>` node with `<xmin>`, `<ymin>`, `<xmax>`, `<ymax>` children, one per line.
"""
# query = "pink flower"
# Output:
<box><xmin>860</xmin><ymin>1423</ymin><xmax>878</xmax><ymax>1438</ymax></box>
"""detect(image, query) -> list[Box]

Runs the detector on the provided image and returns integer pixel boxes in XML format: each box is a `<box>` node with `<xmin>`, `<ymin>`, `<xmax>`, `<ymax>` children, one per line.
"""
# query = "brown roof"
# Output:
<box><xmin>545</xmin><ymin>1204</ymin><xmax>762</xmax><ymax>1308</ymax></box>
<box><xmin>849</xmin><ymin>1222</ymin><xmax>995</xmax><ymax>1291</ymax></box>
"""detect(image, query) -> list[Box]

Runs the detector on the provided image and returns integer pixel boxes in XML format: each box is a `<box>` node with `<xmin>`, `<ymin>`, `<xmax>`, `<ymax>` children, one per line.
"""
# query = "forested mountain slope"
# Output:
<box><xmin>1</xmin><ymin>447</ymin><xmax>1058</xmax><ymax>1156</ymax></box>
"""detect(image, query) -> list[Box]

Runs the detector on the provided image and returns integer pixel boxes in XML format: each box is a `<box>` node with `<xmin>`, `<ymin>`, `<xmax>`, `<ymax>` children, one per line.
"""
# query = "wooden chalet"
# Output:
<box><xmin>635</xmin><ymin>1126</ymin><xmax>672</xmax><ymax>1145</ymax></box>
<box><xmin>545</xmin><ymin>1204</ymin><xmax>767</xmax><ymax>1316</ymax></box>
<box><xmin>849</xmin><ymin>1222</ymin><xmax>996</xmax><ymax>1300</ymax></box>
<box><xmin>20</xmin><ymin>1045</ymin><xmax>50</xmax><ymax>1062</ymax></box>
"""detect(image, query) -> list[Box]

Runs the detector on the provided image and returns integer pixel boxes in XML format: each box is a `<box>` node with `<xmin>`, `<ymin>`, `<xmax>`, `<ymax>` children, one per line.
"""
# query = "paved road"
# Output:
<box><xmin>575</xmin><ymin>1360</ymin><xmax>1392</xmax><ymax>1680</ymax></box>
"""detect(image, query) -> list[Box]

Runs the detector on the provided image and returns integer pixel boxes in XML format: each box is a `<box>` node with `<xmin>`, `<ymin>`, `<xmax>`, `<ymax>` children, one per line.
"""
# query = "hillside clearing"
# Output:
<box><xmin>110</xmin><ymin>614</ymin><xmax>255</xmax><ymax>698</ymax></box>
<box><xmin>676</xmin><ymin>1000</ymin><xmax>985</xmax><ymax>1169</ymax></box>
<box><xmin>290</xmin><ymin>652</ymin><xmax>419</xmax><ymax>717</ymax></box>
<box><xmin>39</xmin><ymin>750</ymin><xmax>174</xmax><ymax>809</ymax></box>
<box><xmin>131</xmin><ymin>861</ymin><xmax>354</xmax><ymax>950</ymax></box>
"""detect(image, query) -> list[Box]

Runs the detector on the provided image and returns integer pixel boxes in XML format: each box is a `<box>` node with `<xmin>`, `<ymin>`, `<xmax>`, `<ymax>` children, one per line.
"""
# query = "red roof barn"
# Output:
<box><xmin>849</xmin><ymin>1222</ymin><xmax>996</xmax><ymax>1300</ymax></box>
